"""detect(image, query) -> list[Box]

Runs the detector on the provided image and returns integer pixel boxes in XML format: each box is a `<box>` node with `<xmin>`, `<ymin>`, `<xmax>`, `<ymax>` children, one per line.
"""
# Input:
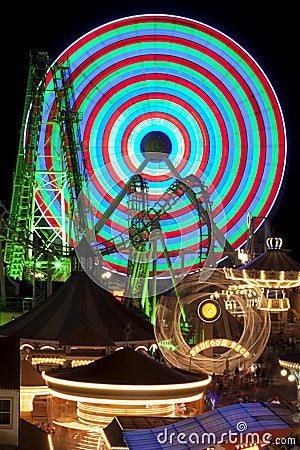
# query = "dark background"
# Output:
<box><xmin>2</xmin><ymin>1</ymin><xmax>299</xmax><ymax>260</ymax></box>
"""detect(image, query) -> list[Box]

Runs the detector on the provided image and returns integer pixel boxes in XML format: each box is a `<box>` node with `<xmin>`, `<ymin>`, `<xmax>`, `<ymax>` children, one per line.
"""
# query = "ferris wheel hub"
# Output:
<box><xmin>140</xmin><ymin>131</ymin><xmax>172</xmax><ymax>161</ymax></box>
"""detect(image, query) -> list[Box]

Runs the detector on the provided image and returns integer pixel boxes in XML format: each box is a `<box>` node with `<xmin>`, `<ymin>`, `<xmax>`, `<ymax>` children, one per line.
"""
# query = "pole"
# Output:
<box><xmin>0</xmin><ymin>241</ymin><xmax>6</xmax><ymax>309</ymax></box>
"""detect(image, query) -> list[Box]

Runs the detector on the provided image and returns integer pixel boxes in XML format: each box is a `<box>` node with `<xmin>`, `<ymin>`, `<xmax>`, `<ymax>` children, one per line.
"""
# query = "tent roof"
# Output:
<box><xmin>240</xmin><ymin>249</ymin><xmax>300</xmax><ymax>271</ymax></box>
<box><xmin>122</xmin><ymin>402</ymin><xmax>293</xmax><ymax>450</ymax></box>
<box><xmin>47</xmin><ymin>346</ymin><xmax>205</xmax><ymax>385</ymax></box>
<box><xmin>0</xmin><ymin>271</ymin><xmax>154</xmax><ymax>346</ymax></box>
<box><xmin>21</xmin><ymin>359</ymin><xmax>46</xmax><ymax>387</ymax></box>
<box><xmin>59</xmin><ymin>324</ymin><xmax>115</xmax><ymax>346</ymax></box>
<box><xmin>104</xmin><ymin>416</ymin><xmax>182</xmax><ymax>448</ymax></box>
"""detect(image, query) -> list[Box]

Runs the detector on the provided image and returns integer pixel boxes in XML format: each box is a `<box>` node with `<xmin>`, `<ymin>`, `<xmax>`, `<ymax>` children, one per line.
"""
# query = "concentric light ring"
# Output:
<box><xmin>36</xmin><ymin>14</ymin><xmax>286</xmax><ymax>272</ymax></box>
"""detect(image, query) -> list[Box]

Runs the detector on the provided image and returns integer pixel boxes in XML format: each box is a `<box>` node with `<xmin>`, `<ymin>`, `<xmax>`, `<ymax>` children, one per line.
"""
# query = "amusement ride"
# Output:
<box><xmin>0</xmin><ymin>14</ymin><xmax>289</xmax><ymax>375</ymax></box>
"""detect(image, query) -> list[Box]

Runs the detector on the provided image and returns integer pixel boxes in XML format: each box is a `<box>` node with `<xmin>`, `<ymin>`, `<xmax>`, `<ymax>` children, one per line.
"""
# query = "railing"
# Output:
<box><xmin>0</xmin><ymin>297</ymin><xmax>34</xmax><ymax>312</ymax></box>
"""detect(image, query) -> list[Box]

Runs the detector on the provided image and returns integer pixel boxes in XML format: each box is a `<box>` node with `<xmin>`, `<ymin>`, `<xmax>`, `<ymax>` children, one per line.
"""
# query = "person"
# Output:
<box><xmin>176</xmin><ymin>403</ymin><xmax>186</xmax><ymax>416</ymax></box>
<box><xmin>218</xmin><ymin>380</ymin><xmax>224</xmax><ymax>394</ymax></box>
<box><xmin>255</xmin><ymin>364</ymin><xmax>261</xmax><ymax>381</ymax></box>
<box><xmin>234</xmin><ymin>366</ymin><xmax>240</xmax><ymax>385</ymax></box>
<box><xmin>237</xmin><ymin>395</ymin><xmax>244</xmax><ymax>403</ymax></box>
<box><xmin>261</xmin><ymin>369</ymin><xmax>267</xmax><ymax>386</ymax></box>
<box><xmin>250</xmin><ymin>363</ymin><xmax>256</xmax><ymax>379</ymax></box>
<box><xmin>211</xmin><ymin>372</ymin><xmax>217</xmax><ymax>390</ymax></box>
<box><xmin>271</xmin><ymin>396</ymin><xmax>280</xmax><ymax>404</ymax></box>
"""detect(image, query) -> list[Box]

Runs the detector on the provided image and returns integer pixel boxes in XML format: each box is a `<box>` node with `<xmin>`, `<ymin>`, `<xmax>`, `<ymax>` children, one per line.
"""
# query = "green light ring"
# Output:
<box><xmin>37</xmin><ymin>14</ymin><xmax>286</xmax><ymax>270</ymax></box>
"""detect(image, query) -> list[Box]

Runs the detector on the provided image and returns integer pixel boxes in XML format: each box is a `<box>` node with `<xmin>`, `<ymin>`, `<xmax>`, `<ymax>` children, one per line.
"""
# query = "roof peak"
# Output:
<box><xmin>48</xmin><ymin>346</ymin><xmax>205</xmax><ymax>385</ymax></box>
<box><xmin>266</xmin><ymin>236</ymin><xmax>283</xmax><ymax>250</ymax></box>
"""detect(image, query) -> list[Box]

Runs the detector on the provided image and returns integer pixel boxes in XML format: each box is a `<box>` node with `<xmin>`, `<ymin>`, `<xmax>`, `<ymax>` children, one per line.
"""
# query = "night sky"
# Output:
<box><xmin>3</xmin><ymin>1</ymin><xmax>299</xmax><ymax>260</ymax></box>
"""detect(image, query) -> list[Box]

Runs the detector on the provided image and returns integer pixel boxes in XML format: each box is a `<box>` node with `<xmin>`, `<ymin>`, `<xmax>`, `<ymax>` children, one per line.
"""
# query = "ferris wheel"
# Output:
<box><xmin>6</xmin><ymin>15</ymin><xmax>286</xmax><ymax>294</ymax></box>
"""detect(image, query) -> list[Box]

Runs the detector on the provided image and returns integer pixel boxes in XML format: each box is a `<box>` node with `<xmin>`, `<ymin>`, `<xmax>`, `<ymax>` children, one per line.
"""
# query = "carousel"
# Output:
<box><xmin>224</xmin><ymin>237</ymin><xmax>300</xmax><ymax>324</ymax></box>
<box><xmin>42</xmin><ymin>346</ymin><xmax>210</xmax><ymax>448</ymax></box>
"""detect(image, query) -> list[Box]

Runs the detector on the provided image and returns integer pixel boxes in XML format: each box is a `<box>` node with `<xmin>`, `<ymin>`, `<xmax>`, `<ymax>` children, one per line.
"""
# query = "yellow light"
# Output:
<box><xmin>43</xmin><ymin>371</ymin><xmax>210</xmax><ymax>405</ymax></box>
<box><xmin>238</xmin><ymin>248</ymin><xmax>249</xmax><ymax>264</ymax></box>
<box><xmin>279</xmin><ymin>359</ymin><xmax>300</xmax><ymax>371</ymax></box>
<box><xmin>48</xmin><ymin>433</ymin><xmax>54</xmax><ymax>450</ymax></box>
<box><xmin>20</xmin><ymin>386</ymin><xmax>50</xmax><ymax>411</ymax></box>
<box><xmin>112</xmin><ymin>290</ymin><xmax>124</xmax><ymax>297</ymax></box>
<box><xmin>43</xmin><ymin>372</ymin><xmax>209</xmax><ymax>392</ymax></box>
<box><xmin>20</xmin><ymin>343</ymin><xmax>35</xmax><ymax>350</ymax></box>
<box><xmin>189</xmin><ymin>339</ymin><xmax>250</xmax><ymax>359</ymax></box>
<box><xmin>288</xmin><ymin>374</ymin><xmax>296</xmax><ymax>382</ymax></box>
<box><xmin>46</xmin><ymin>388</ymin><xmax>206</xmax><ymax>405</ymax></box>
<box><xmin>77</xmin><ymin>401</ymin><xmax>174</xmax><ymax>425</ymax></box>
<box><xmin>223</xmin><ymin>267</ymin><xmax>300</xmax><ymax>289</ymax></box>
<box><xmin>201</xmin><ymin>302</ymin><xmax>218</xmax><ymax>319</ymax></box>
<box><xmin>135</xmin><ymin>345</ymin><xmax>148</xmax><ymax>352</ymax></box>
<box><xmin>101</xmin><ymin>271</ymin><xmax>111</xmax><ymax>279</ymax></box>
<box><xmin>280</xmin><ymin>369</ymin><xmax>287</xmax><ymax>376</ymax></box>
<box><xmin>32</xmin><ymin>357</ymin><xmax>66</xmax><ymax>365</ymax></box>
<box><xmin>71</xmin><ymin>360</ymin><xmax>94</xmax><ymax>368</ymax></box>
<box><xmin>241</xmin><ymin>446</ymin><xmax>260</xmax><ymax>450</ymax></box>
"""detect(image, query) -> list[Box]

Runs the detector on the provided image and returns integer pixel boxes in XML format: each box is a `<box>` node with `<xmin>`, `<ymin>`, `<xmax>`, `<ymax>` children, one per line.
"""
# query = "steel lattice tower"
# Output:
<box><xmin>4</xmin><ymin>52</ymin><xmax>87</xmax><ymax>284</ymax></box>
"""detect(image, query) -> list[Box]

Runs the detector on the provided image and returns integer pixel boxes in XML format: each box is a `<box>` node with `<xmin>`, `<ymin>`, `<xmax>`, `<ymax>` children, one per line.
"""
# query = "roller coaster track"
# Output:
<box><xmin>0</xmin><ymin>201</ymin><xmax>64</xmax><ymax>257</ymax></box>
<box><xmin>4</xmin><ymin>52</ymin><xmax>49</xmax><ymax>279</ymax></box>
<box><xmin>95</xmin><ymin>175</ymin><xmax>211</xmax><ymax>259</ymax></box>
<box><xmin>4</xmin><ymin>52</ymin><xmax>87</xmax><ymax>280</ymax></box>
<box><xmin>94</xmin><ymin>171</ymin><xmax>237</xmax><ymax>266</ymax></box>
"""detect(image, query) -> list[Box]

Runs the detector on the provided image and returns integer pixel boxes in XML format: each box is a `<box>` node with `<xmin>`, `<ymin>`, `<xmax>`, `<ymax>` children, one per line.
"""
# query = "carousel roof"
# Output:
<box><xmin>279</xmin><ymin>353</ymin><xmax>300</xmax><ymax>364</ymax></box>
<box><xmin>0</xmin><ymin>271</ymin><xmax>154</xmax><ymax>346</ymax></box>
<box><xmin>240</xmin><ymin>249</ymin><xmax>300</xmax><ymax>271</ymax></box>
<box><xmin>278</xmin><ymin>352</ymin><xmax>300</xmax><ymax>371</ymax></box>
<box><xmin>224</xmin><ymin>238</ymin><xmax>300</xmax><ymax>289</ymax></box>
<box><xmin>43</xmin><ymin>347</ymin><xmax>210</xmax><ymax>403</ymax></box>
<box><xmin>240</xmin><ymin>237</ymin><xmax>300</xmax><ymax>271</ymax></box>
<box><xmin>45</xmin><ymin>346</ymin><xmax>204</xmax><ymax>385</ymax></box>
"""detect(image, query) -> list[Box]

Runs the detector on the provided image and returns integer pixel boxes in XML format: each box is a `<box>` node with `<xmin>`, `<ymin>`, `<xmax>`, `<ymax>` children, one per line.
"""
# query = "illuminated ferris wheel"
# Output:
<box><xmin>5</xmin><ymin>14</ymin><xmax>286</xmax><ymax>293</ymax></box>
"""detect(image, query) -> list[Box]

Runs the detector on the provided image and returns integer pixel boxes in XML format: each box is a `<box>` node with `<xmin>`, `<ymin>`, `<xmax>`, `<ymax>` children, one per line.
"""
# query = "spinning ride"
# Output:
<box><xmin>154</xmin><ymin>269</ymin><xmax>271</xmax><ymax>375</ymax></box>
<box><xmin>45</xmin><ymin>14</ymin><xmax>286</xmax><ymax>250</ymax></box>
<box><xmin>4</xmin><ymin>15</ymin><xmax>286</xmax><ymax>305</ymax></box>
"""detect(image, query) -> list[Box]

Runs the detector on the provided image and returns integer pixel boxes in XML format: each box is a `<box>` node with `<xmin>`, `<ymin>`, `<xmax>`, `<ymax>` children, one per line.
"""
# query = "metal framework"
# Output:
<box><xmin>4</xmin><ymin>53</ymin><xmax>49</xmax><ymax>280</ymax></box>
<box><xmin>0</xmin><ymin>201</ymin><xmax>62</xmax><ymax>305</ymax></box>
<box><xmin>4</xmin><ymin>53</ymin><xmax>87</xmax><ymax>283</ymax></box>
<box><xmin>3</xmin><ymin>51</ymin><xmax>238</xmax><ymax>321</ymax></box>
<box><xmin>245</xmin><ymin>216</ymin><xmax>272</xmax><ymax>259</ymax></box>
<box><xmin>89</xmin><ymin>155</ymin><xmax>238</xmax><ymax>323</ymax></box>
